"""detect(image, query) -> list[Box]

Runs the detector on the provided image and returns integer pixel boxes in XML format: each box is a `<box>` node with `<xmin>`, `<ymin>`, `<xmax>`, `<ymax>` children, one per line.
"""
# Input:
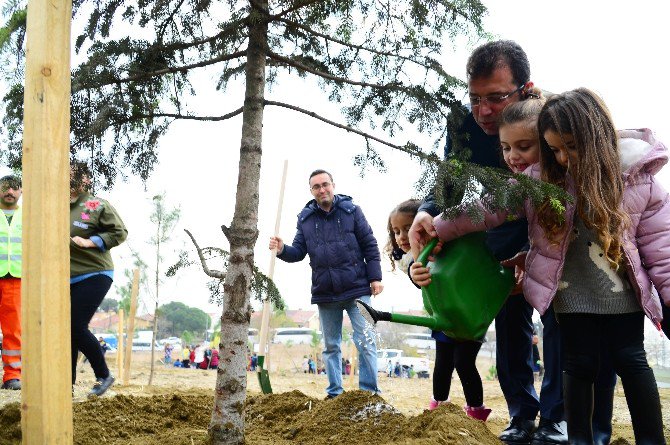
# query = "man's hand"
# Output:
<box><xmin>269</xmin><ymin>236</ymin><xmax>284</xmax><ymax>253</ymax></box>
<box><xmin>500</xmin><ymin>251</ymin><xmax>527</xmax><ymax>271</ymax></box>
<box><xmin>409</xmin><ymin>261</ymin><xmax>432</xmax><ymax>287</ymax></box>
<box><xmin>409</xmin><ymin>211</ymin><xmax>437</xmax><ymax>260</ymax></box>
<box><xmin>501</xmin><ymin>251</ymin><xmax>527</xmax><ymax>295</ymax></box>
<box><xmin>370</xmin><ymin>281</ymin><xmax>384</xmax><ymax>296</ymax></box>
<box><xmin>71</xmin><ymin>236</ymin><xmax>96</xmax><ymax>248</ymax></box>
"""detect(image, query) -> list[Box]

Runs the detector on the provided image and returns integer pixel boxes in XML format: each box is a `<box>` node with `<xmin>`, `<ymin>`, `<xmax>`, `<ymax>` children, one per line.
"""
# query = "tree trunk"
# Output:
<box><xmin>208</xmin><ymin>1</ymin><xmax>267</xmax><ymax>443</ymax></box>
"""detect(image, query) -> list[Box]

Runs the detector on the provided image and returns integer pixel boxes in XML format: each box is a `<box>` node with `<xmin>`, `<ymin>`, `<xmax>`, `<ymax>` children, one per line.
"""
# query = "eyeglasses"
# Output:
<box><xmin>469</xmin><ymin>84</ymin><xmax>525</xmax><ymax>107</ymax></box>
<box><xmin>310</xmin><ymin>182</ymin><xmax>332</xmax><ymax>192</ymax></box>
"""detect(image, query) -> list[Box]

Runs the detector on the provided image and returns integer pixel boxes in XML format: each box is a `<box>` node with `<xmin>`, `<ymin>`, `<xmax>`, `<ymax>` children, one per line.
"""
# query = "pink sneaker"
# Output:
<box><xmin>428</xmin><ymin>397</ymin><xmax>450</xmax><ymax>410</ymax></box>
<box><xmin>464</xmin><ymin>405</ymin><xmax>492</xmax><ymax>421</ymax></box>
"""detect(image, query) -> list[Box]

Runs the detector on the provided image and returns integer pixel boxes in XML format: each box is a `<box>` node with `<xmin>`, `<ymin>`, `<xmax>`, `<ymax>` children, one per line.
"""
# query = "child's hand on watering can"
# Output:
<box><xmin>410</xmin><ymin>261</ymin><xmax>432</xmax><ymax>286</ymax></box>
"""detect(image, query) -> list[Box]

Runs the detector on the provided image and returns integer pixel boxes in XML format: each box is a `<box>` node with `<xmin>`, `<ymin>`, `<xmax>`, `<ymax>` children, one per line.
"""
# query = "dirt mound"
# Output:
<box><xmin>0</xmin><ymin>390</ymin><xmax>502</xmax><ymax>445</ymax></box>
<box><xmin>0</xmin><ymin>403</ymin><xmax>21</xmax><ymax>445</ymax></box>
<box><xmin>246</xmin><ymin>390</ymin><xmax>500</xmax><ymax>444</ymax></box>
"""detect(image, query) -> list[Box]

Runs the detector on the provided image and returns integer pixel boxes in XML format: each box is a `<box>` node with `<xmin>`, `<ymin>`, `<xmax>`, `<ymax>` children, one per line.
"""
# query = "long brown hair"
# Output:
<box><xmin>537</xmin><ymin>88</ymin><xmax>628</xmax><ymax>269</ymax></box>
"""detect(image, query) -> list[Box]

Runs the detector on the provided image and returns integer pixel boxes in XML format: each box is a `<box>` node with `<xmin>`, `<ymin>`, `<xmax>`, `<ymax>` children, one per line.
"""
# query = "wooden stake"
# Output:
<box><xmin>348</xmin><ymin>341</ymin><xmax>357</xmax><ymax>390</ymax></box>
<box><xmin>257</xmin><ymin>160</ymin><xmax>288</xmax><ymax>388</ymax></box>
<box><xmin>117</xmin><ymin>309</ymin><xmax>124</xmax><ymax>382</ymax></box>
<box><xmin>123</xmin><ymin>269</ymin><xmax>140</xmax><ymax>385</ymax></box>
<box><xmin>20</xmin><ymin>0</ymin><xmax>73</xmax><ymax>443</ymax></box>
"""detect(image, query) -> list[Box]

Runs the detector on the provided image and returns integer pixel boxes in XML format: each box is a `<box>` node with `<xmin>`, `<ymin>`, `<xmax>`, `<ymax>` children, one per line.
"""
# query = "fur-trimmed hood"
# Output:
<box><xmin>620</xmin><ymin>128</ymin><xmax>668</xmax><ymax>177</ymax></box>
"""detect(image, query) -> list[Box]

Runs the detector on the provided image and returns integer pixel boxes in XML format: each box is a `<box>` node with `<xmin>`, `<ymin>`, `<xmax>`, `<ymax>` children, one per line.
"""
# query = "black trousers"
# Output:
<box><xmin>71</xmin><ymin>275</ymin><xmax>112</xmax><ymax>384</ymax></box>
<box><xmin>557</xmin><ymin>311</ymin><xmax>652</xmax><ymax>381</ymax></box>
<box><xmin>433</xmin><ymin>338</ymin><xmax>483</xmax><ymax>407</ymax></box>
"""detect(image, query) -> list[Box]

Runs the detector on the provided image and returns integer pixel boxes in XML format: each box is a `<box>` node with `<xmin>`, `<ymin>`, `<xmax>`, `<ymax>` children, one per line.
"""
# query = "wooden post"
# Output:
<box><xmin>116</xmin><ymin>309</ymin><xmax>124</xmax><ymax>382</ymax></box>
<box><xmin>257</xmin><ymin>160</ymin><xmax>288</xmax><ymax>390</ymax></box>
<box><xmin>348</xmin><ymin>342</ymin><xmax>357</xmax><ymax>390</ymax></box>
<box><xmin>20</xmin><ymin>0</ymin><xmax>73</xmax><ymax>443</ymax></box>
<box><xmin>123</xmin><ymin>269</ymin><xmax>140</xmax><ymax>385</ymax></box>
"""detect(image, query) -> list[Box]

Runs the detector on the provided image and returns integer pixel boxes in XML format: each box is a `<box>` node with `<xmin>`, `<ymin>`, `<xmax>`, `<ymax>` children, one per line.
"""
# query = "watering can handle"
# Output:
<box><xmin>416</xmin><ymin>238</ymin><xmax>440</xmax><ymax>265</ymax></box>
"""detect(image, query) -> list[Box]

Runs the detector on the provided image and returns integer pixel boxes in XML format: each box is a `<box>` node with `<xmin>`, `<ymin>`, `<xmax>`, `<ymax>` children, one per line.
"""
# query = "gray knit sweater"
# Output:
<box><xmin>553</xmin><ymin>217</ymin><xmax>640</xmax><ymax>314</ymax></box>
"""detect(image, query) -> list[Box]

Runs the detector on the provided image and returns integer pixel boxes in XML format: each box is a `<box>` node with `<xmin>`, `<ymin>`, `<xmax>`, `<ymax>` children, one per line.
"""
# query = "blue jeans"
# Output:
<box><xmin>318</xmin><ymin>295</ymin><xmax>378</xmax><ymax>396</ymax></box>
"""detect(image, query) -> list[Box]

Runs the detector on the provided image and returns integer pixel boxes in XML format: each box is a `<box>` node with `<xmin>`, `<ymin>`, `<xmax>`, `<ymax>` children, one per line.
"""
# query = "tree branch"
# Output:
<box><xmin>159</xmin><ymin>17</ymin><xmax>248</xmax><ymax>53</ymax></box>
<box><xmin>266</xmin><ymin>50</ymin><xmax>403</xmax><ymax>90</ymax></box>
<box><xmin>270</xmin><ymin>0</ymin><xmax>323</xmax><ymax>21</ymax></box>
<box><xmin>133</xmin><ymin>108</ymin><xmax>244</xmax><ymax>122</ymax></box>
<box><xmin>275</xmin><ymin>17</ymin><xmax>449</xmax><ymax>76</ymax></box>
<box><xmin>184</xmin><ymin>229</ymin><xmax>226</xmax><ymax>279</ymax></box>
<box><xmin>264</xmin><ymin>100</ymin><xmax>437</xmax><ymax>162</ymax></box>
<box><xmin>76</xmin><ymin>50</ymin><xmax>247</xmax><ymax>91</ymax></box>
<box><xmin>157</xmin><ymin>0</ymin><xmax>188</xmax><ymax>42</ymax></box>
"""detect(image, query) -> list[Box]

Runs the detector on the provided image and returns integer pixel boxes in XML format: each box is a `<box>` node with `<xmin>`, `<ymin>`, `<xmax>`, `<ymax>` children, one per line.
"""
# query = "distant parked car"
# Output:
<box><xmin>159</xmin><ymin>336</ymin><xmax>182</xmax><ymax>346</ymax></box>
<box><xmin>402</xmin><ymin>332</ymin><xmax>435</xmax><ymax>350</ymax></box>
<box><xmin>273</xmin><ymin>328</ymin><xmax>320</xmax><ymax>345</ymax></box>
<box><xmin>132</xmin><ymin>340</ymin><xmax>161</xmax><ymax>351</ymax></box>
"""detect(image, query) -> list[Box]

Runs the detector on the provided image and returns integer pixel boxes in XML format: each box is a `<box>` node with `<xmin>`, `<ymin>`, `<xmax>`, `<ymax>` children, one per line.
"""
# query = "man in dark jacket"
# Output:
<box><xmin>269</xmin><ymin>169</ymin><xmax>383</xmax><ymax>399</ymax></box>
<box><xmin>409</xmin><ymin>41</ymin><xmax>567</xmax><ymax>445</ymax></box>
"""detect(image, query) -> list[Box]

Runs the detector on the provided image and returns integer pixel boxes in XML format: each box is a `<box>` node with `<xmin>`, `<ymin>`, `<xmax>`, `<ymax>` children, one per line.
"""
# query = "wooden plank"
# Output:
<box><xmin>20</xmin><ymin>0</ymin><xmax>73</xmax><ymax>443</ymax></box>
<box><xmin>123</xmin><ymin>269</ymin><xmax>140</xmax><ymax>385</ymax></box>
<box><xmin>117</xmin><ymin>309</ymin><xmax>124</xmax><ymax>381</ymax></box>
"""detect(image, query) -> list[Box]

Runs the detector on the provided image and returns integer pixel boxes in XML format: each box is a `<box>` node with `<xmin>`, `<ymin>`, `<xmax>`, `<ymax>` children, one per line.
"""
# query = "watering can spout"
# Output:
<box><xmin>356</xmin><ymin>299</ymin><xmax>438</xmax><ymax>330</ymax></box>
<box><xmin>356</xmin><ymin>299</ymin><xmax>391</xmax><ymax>325</ymax></box>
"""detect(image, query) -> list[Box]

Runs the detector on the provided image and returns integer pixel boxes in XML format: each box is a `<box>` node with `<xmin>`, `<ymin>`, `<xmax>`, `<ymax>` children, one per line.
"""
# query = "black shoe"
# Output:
<box><xmin>499</xmin><ymin>417</ymin><xmax>535</xmax><ymax>444</ymax></box>
<box><xmin>531</xmin><ymin>418</ymin><xmax>568</xmax><ymax>445</ymax></box>
<box><xmin>88</xmin><ymin>375</ymin><xmax>114</xmax><ymax>398</ymax></box>
<box><xmin>324</xmin><ymin>392</ymin><xmax>341</xmax><ymax>400</ymax></box>
<box><xmin>1</xmin><ymin>379</ymin><xmax>21</xmax><ymax>390</ymax></box>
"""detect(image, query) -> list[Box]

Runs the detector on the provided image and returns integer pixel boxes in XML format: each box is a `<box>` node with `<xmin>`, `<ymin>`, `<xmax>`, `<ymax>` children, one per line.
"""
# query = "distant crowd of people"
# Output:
<box><xmin>165</xmin><ymin>343</ymin><xmax>219</xmax><ymax>370</ymax></box>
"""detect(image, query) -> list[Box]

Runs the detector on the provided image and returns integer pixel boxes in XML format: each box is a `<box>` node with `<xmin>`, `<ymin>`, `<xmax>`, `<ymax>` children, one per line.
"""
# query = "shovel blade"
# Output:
<box><xmin>257</xmin><ymin>368</ymin><xmax>272</xmax><ymax>394</ymax></box>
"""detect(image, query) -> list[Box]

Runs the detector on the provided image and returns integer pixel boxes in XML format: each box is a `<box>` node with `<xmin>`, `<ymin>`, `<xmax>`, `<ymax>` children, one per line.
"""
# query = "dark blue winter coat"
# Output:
<box><xmin>278</xmin><ymin>194</ymin><xmax>382</xmax><ymax>304</ymax></box>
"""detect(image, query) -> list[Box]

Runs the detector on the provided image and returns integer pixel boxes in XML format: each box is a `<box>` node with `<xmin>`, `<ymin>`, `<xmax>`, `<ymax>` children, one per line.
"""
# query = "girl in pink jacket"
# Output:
<box><xmin>432</xmin><ymin>88</ymin><xmax>668</xmax><ymax>444</ymax></box>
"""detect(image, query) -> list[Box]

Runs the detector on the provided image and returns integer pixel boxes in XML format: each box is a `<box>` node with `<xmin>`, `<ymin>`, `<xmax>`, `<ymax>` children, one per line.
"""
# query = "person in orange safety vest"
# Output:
<box><xmin>0</xmin><ymin>175</ymin><xmax>22</xmax><ymax>390</ymax></box>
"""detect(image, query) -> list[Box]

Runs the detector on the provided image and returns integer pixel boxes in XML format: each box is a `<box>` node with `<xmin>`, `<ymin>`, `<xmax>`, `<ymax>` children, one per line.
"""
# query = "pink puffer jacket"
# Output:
<box><xmin>433</xmin><ymin>129</ymin><xmax>670</xmax><ymax>328</ymax></box>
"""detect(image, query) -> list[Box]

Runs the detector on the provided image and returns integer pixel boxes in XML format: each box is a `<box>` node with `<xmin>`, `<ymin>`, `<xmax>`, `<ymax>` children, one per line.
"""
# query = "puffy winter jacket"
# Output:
<box><xmin>278</xmin><ymin>194</ymin><xmax>382</xmax><ymax>304</ymax></box>
<box><xmin>433</xmin><ymin>129</ymin><xmax>670</xmax><ymax>328</ymax></box>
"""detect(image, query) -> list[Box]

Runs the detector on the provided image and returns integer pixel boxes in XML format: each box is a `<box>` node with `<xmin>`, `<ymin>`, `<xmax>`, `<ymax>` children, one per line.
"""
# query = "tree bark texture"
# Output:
<box><xmin>208</xmin><ymin>1</ymin><xmax>267</xmax><ymax>444</ymax></box>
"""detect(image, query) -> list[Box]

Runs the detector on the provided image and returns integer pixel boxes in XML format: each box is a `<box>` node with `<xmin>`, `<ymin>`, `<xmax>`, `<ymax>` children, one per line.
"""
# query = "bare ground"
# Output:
<box><xmin>1</xmin><ymin>345</ymin><xmax>669</xmax><ymax>444</ymax></box>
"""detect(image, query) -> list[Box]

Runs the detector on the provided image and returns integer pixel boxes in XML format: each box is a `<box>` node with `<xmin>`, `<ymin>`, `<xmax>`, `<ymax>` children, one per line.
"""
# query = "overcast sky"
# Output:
<box><xmin>4</xmin><ymin>1</ymin><xmax>669</xmax><ymax>319</ymax></box>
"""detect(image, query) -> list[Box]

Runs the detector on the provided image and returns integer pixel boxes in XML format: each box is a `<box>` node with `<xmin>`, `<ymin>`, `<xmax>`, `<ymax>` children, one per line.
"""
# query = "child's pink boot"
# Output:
<box><xmin>464</xmin><ymin>405</ymin><xmax>492</xmax><ymax>421</ymax></box>
<box><xmin>428</xmin><ymin>396</ymin><xmax>450</xmax><ymax>410</ymax></box>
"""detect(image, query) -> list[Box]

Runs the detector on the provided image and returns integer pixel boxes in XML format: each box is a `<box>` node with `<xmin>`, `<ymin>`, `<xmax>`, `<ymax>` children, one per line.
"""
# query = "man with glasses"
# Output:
<box><xmin>269</xmin><ymin>169</ymin><xmax>383</xmax><ymax>399</ymax></box>
<box><xmin>409</xmin><ymin>41</ymin><xmax>568</xmax><ymax>445</ymax></box>
<box><xmin>0</xmin><ymin>175</ymin><xmax>23</xmax><ymax>391</ymax></box>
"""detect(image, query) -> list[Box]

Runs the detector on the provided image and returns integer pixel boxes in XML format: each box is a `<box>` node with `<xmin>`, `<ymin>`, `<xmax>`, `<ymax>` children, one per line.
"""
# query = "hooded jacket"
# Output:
<box><xmin>433</xmin><ymin>129</ymin><xmax>670</xmax><ymax>328</ymax></box>
<box><xmin>278</xmin><ymin>194</ymin><xmax>382</xmax><ymax>304</ymax></box>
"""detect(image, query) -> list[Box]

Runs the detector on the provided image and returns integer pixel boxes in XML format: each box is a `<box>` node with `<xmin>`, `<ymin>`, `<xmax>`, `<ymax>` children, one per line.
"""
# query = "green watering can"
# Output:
<box><xmin>357</xmin><ymin>232</ymin><xmax>514</xmax><ymax>341</ymax></box>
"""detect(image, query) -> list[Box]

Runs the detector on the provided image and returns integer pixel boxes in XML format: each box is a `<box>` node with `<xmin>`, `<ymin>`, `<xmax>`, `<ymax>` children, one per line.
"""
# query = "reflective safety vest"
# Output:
<box><xmin>0</xmin><ymin>206</ymin><xmax>22</xmax><ymax>277</ymax></box>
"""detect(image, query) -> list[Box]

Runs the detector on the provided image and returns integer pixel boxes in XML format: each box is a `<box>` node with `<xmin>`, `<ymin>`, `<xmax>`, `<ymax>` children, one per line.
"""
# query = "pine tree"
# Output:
<box><xmin>1</xmin><ymin>1</ymin><xmax>490</xmax><ymax>443</ymax></box>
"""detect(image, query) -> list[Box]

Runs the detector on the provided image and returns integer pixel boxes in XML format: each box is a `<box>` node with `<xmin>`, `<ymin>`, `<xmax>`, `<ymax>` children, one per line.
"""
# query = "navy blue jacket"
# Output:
<box><xmin>278</xmin><ymin>194</ymin><xmax>382</xmax><ymax>304</ymax></box>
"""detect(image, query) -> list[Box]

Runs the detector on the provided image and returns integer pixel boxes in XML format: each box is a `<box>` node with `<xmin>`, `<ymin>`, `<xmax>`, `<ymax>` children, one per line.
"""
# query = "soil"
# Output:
<box><xmin>1</xmin><ymin>346</ymin><xmax>669</xmax><ymax>445</ymax></box>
